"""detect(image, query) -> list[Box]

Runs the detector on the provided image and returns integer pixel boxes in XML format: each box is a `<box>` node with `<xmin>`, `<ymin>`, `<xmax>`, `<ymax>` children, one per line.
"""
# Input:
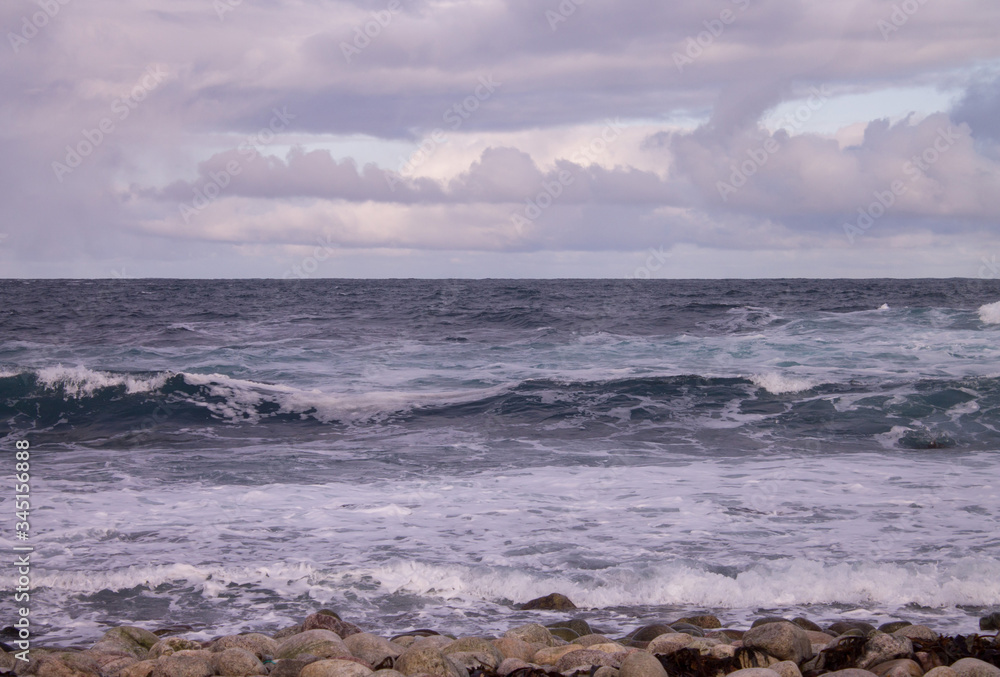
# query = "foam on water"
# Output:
<box><xmin>35</xmin><ymin>365</ymin><xmax>170</xmax><ymax>397</ymax></box>
<box><xmin>978</xmin><ymin>300</ymin><xmax>1000</xmax><ymax>324</ymax></box>
<box><xmin>749</xmin><ymin>372</ymin><xmax>815</xmax><ymax>394</ymax></box>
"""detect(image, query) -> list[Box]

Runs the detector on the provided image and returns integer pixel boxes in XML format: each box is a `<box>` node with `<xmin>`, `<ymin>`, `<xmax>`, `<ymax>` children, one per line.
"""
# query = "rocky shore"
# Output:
<box><xmin>3</xmin><ymin>596</ymin><xmax>999</xmax><ymax>677</ymax></box>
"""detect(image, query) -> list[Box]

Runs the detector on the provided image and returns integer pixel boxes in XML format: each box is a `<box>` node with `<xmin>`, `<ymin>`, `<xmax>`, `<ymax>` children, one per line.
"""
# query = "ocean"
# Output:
<box><xmin>2</xmin><ymin>278</ymin><xmax>999</xmax><ymax>645</ymax></box>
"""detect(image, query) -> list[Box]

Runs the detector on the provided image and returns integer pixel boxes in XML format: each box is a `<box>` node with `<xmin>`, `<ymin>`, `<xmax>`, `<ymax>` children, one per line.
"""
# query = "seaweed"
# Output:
<box><xmin>812</xmin><ymin>635</ymin><xmax>868</xmax><ymax>672</ymax></box>
<box><xmin>655</xmin><ymin>647</ymin><xmax>737</xmax><ymax>677</ymax></box>
<box><xmin>912</xmin><ymin>635</ymin><xmax>1000</xmax><ymax>669</ymax></box>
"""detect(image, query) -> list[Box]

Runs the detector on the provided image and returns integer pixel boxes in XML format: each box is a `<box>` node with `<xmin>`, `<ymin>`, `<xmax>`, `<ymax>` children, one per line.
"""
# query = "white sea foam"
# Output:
<box><xmin>35</xmin><ymin>365</ymin><xmax>170</xmax><ymax>397</ymax></box>
<box><xmin>750</xmin><ymin>372</ymin><xmax>814</xmax><ymax>394</ymax></box>
<box><xmin>978</xmin><ymin>300</ymin><xmax>1000</xmax><ymax>324</ymax></box>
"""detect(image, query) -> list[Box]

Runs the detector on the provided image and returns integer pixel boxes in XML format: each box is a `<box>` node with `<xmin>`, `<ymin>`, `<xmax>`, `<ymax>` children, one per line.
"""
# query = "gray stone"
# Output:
<box><xmin>410</xmin><ymin>635</ymin><xmax>453</xmax><ymax>651</ymax></box>
<box><xmin>496</xmin><ymin>657</ymin><xmax>532</xmax><ymax>676</ymax></box>
<box><xmin>213</xmin><ymin>647</ymin><xmax>266</xmax><ymax>676</ymax></box>
<box><xmin>394</xmin><ymin>646</ymin><xmax>468</xmax><ymax>677</ymax></box>
<box><xmin>979</xmin><ymin>613</ymin><xmax>1000</xmax><ymax>632</ymax></box>
<box><xmin>792</xmin><ymin>618</ymin><xmax>823</xmax><ymax>632</ymax></box>
<box><xmin>521</xmin><ymin>593</ymin><xmax>577</xmax><ymax>610</ymax></box>
<box><xmin>829</xmin><ymin>622</ymin><xmax>878</xmax><ymax>637</ymax></box>
<box><xmin>276</xmin><ymin>630</ymin><xmax>352</xmax><ymax>660</ymax></box>
<box><xmin>752</xmin><ymin>618</ymin><xmax>791</xmax><ymax>628</ymax></box>
<box><xmin>924</xmin><ymin>668</ymin><xmax>958</xmax><ymax>677</ymax></box>
<box><xmin>23</xmin><ymin>652</ymin><xmax>101</xmax><ymax>677</ymax></box>
<box><xmin>858</xmin><ymin>632</ymin><xmax>913</xmax><ymax>670</ymax></box>
<box><xmin>573</xmin><ymin>634</ymin><xmax>615</xmax><ymax>647</ymax></box>
<box><xmin>673</xmin><ymin>615</ymin><xmax>722</xmax><ymax>629</ymax></box>
<box><xmin>371</xmin><ymin>671</ymin><xmax>407</xmax><ymax>677</ymax></box>
<box><xmin>345</xmin><ymin>633</ymin><xmax>402</xmax><ymax>670</ymax></box>
<box><xmin>303</xmin><ymin>614</ymin><xmax>363</xmax><ymax>638</ymax></box>
<box><xmin>893</xmin><ymin>626</ymin><xmax>938</xmax><ymax>642</ymax></box>
<box><xmin>90</xmin><ymin>627</ymin><xmax>161</xmax><ymax>660</ymax></box>
<box><xmin>669</xmin><ymin>623</ymin><xmax>705</xmax><ymax>638</ymax></box>
<box><xmin>742</xmin><ymin>621</ymin><xmax>813</xmax><ymax>664</ymax></box>
<box><xmin>555</xmin><ymin>649</ymin><xmax>622</xmax><ymax>672</ymax></box>
<box><xmin>149</xmin><ymin>637</ymin><xmax>203</xmax><ymax>659</ymax></box>
<box><xmin>533</xmin><ymin>644</ymin><xmax>586</xmax><ymax>665</ymax></box>
<box><xmin>870</xmin><ymin>658</ymin><xmax>923</xmax><ymax>677</ymax></box>
<box><xmin>117</xmin><ymin>660</ymin><xmax>156</xmax><ymax>677</ymax></box>
<box><xmin>647</xmin><ymin>633</ymin><xmax>693</xmax><ymax>655</ymax></box>
<box><xmin>211</xmin><ymin>633</ymin><xmax>279</xmax><ymax>660</ymax></box>
<box><xmin>879</xmin><ymin>623</ymin><xmax>913</xmax><ymax>634</ymax></box>
<box><xmin>150</xmin><ymin>650</ymin><xmax>215</xmax><ymax>677</ymax></box>
<box><xmin>503</xmin><ymin>624</ymin><xmax>555</xmax><ymax>647</ymax></box>
<box><xmin>950</xmin><ymin>658</ymin><xmax>1000</xmax><ymax>677</ymax></box>
<box><xmin>618</xmin><ymin>651</ymin><xmax>667</xmax><ymax>677</ymax></box>
<box><xmin>85</xmin><ymin>650</ymin><xmax>138</xmax><ymax>675</ymax></box>
<box><xmin>269</xmin><ymin>656</ymin><xmax>323</xmax><ymax>677</ymax></box>
<box><xmin>627</xmin><ymin>625</ymin><xmax>676</xmax><ymax>643</ymax></box>
<box><xmin>300</xmin><ymin>659</ymin><xmax>376</xmax><ymax>677</ymax></box>
<box><xmin>770</xmin><ymin>661</ymin><xmax>803</xmax><ymax>677</ymax></box>
<box><xmin>593</xmin><ymin>667</ymin><xmax>620</xmax><ymax>677</ymax></box>
<box><xmin>273</xmin><ymin>625</ymin><xmax>303</xmax><ymax>640</ymax></box>
<box><xmin>822</xmin><ymin>672</ymin><xmax>879</xmax><ymax>677</ymax></box>
<box><xmin>726</xmin><ymin>670</ymin><xmax>783</xmax><ymax>677</ymax></box>
<box><xmin>492</xmin><ymin>637</ymin><xmax>535</xmax><ymax>661</ymax></box>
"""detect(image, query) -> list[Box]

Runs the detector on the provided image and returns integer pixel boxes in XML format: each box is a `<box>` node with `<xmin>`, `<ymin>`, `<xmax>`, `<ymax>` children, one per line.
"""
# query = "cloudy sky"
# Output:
<box><xmin>2</xmin><ymin>0</ymin><xmax>999</xmax><ymax>278</ymax></box>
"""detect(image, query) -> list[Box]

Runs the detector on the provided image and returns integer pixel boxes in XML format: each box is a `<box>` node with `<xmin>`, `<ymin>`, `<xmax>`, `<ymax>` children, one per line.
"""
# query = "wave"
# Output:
<box><xmin>979</xmin><ymin>300</ymin><xmax>1000</xmax><ymax>325</ymax></box>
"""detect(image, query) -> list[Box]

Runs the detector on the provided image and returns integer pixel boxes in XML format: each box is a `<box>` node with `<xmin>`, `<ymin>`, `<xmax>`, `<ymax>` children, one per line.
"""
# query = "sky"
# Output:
<box><xmin>2</xmin><ymin>0</ymin><xmax>999</xmax><ymax>278</ymax></box>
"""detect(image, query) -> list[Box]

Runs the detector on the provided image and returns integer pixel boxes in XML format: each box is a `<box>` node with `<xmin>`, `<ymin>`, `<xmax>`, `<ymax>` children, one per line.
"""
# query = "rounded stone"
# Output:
<box><xmin>742</xmin><ymin>621</ymin><xmax>813</xmax><ymax>664</ymax></box>
<box><xmin>213</xmin><ymin>647</ymin><xmax>266</xmax><ymax>676</ymax></box>
<box><xmin>925</xmin><ymin>669</ymin><xmax>958</xmax><ymax>677</ymax></box>
<box><xmin>870</xmin><ymin>658</ymin><xmax>923</xmax><ymax>677</ymax></box>
<box><xmin>858</xmin><ymin>633</ymin><xmax>914</xmax><ymax>670</ymax></box>
<box><xmin>533</xmin><ymin>644</ymin><xmax>585</xmax><ymax>665</ymax></box>
<box><xmin>647</xmin><ymin>633</ymin><xmax>693</xmax><ymax>655</ymax></box>
<box><xmin>979</xmin><ymin>613</ymin><xmax>1000</xmax><ymax>632</ymax></box>
<box><xmin>828</xmin><ymin>622</ymin><xmax>878</xmax><ymax>637</ymax></box>
<box><xmin>411</xmin><ymin>636</ymin><xmax>453</xmax><ymax>651</ymax></box>
<box><xmin>618</xmin><ymin>651</ymin><xmax>668</xmax><ymax>677</ymax></box>
<box><xmin>492</xmin><ymin>637</ymin><xmax>535</xmax><ymax>661</ymax></box>
<box><xmin>590</xmin><ymin>643</ymin><xmax>628</xmax><ymax>654</ymax></box>
<box><xmin>497</xmin><ymin>658</ymin><xmax>531</xmax><ymax>676</ymax></box>
<box><xmin>674</xmin><ymin>615</ymin><xmax>722</xmax><ymax>630</ymax></box>
<box><xmin>394</xmin><ymin>646</ymin><xmax>468</xmax><ymax>677</ymax></box>
<box><xmin>950</xmin><ymin>658</ymin><xmax>1000</xmax><ymax>677</ymax></box>
<box><xmin>91</xmin><ymin>626</ymin><xmax>161</xmax><ymax>660</ymax></box>
<box><xmin>276</xmin><ymin>630</ymin><xmax>352</xmax><ymax>660</ymax></box>
<box><xmin>627</xmin><ymin>625</ymin><xmax>676</xmax><ymax>643</ymax></box>
<box><xmin>753</xmin><ymin>618</ymin><xmax>791</xmax><ymax>628</ymax></box>
<box><xmin>792</xmin><ymin>618</ymin><xmax>823</xmax><ymax>632</ymax></box>
<box><xmin>345</xmin><ymin>633</ymin><xmax>402</xmax><ymax>670</ymax></box>
<box><xmin>670</xmin><ymin>623</ymin><xmax>705</xmax><ymax>637</ymax></box>
<box><xmin>879</xmin><ymin>623</ymin><xmax>913</xmax><ymax>634</ymax></box>
<box><xmin>594</xmin><ymin>668</ymin><xmax>620</xmax><ymax>677</ymax></box>
<box><xmin>371</xmin><ymin>671</ymin><xmax>407</xmax><ymax>677</ymax></box>
<box><xmin>556</xmin><ymin>649</ymin><xmax>623</xmax><ymax>672</ymax></box>
<box><xmin>710</xmin><ymin>645</ymin><xmax>737</xmax><ymax>660</ymax></box>
<box><xmin>727</xmin><ymin>670</ymin><xmax>783</xmax><ymax>677</ymax></box>
<box><xmin>150</xmin><ymin>650</ymin><xmax>215</xmax><ymax>677</ymax></box>
<box><xmin>27</xmin><ymin>652</ymin><xmax>102</xmax><ymax>677</ymax></box>
<box><xmin>300</xmin><ymin>659</ymin><xmax>376</xmax><ymax>677</ymax></box>
<box><xmin>149</xmin><ymin>637</ymin><xmax>203</xmax><ymax>659</ymax></box>
<box><xmin>270</xmin><ymin>656</ymin><xmax>323</xmax><ymax>677</ymax></box>
<box><xmin>504</xmin><ymin>624</ymin><xmax>555</xmax><ymax>646</ymax></box>
<box><xmin>118</xmin><ymin>660</ymin><xmax>157</xmax><ymax>677</ymax></box>
<box><xmin>273</xmin><ymin>625</ymin><xmax>304</xmax><ymax>640</ymax></box>
<box><xmin>211</xmin><ymin>633</ymin><xmax>280</xmax><ymax>660</ymax></box>
<box><xmin>574</xmin><ymin>634</ymin><xmax>615</xmax><ymax>647</ymax></box>
<box><xmin>521</xmin><ymin>593</ymin><xmax>577</xmax><ymax>610</ymax></box>
<box><xmin>893</xmin><ymin>626</ymin><xmax>938</xmax><ymax>642</ymax></box>
<box><xmin>770</xmin><ymin>661</ymin><xmax>803</xmax><ymax>677</ymax></box>
<box><xmin>303</xmin><ymin>614</ymin><xmax>363</xmax><ymax>638</ymax></box>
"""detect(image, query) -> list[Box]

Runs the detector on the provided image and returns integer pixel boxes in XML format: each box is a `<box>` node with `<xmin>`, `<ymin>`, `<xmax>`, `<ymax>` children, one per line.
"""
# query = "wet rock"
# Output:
<box><xmin>822</xmin><ymin>671</ymin><xmax>879</xmax><ymax>677</ymax></box>
<box><xmin>710</xmin><ymin>644</ymin><xmax>737</xmax><ymax>660</ymax></box>
<box><xmin>270</xmin><ymin>656</ymin><xmax>323</xmax><ymax>677</ymax></box>
<box><xmin>590</xmin><ymin>643</ymin><xmax>629</xmax><ymax>654</ymax></box>
<box><xmin>674</xmin><ymin>616</ymin><xmax>722</xmax><ymax>630</ymax></box>
<box><xmin>924</xmin><ymin>669</ymin><xmax>958</xmax><ymax>677</ymax></box>
<box><xmin>594</xmin><ymin>667</ymin><xmax>620</xmax><ymax>677</ymax></box>
<box><xmin>879</xmin><ymin>623</ymin><xmax>913</xmax><ymax>634</ymax></box>
<box><xmin>752</xmin><ymin>618</ymin><xmax>791</xmax><ymax>629</ymax></box>
<box><xmin>273</xmin><ymin>625</ymin><xmax>304</xmax><ymax>640</ymax></box>
<box><xmin>950</xmin><ymin>658</ymin><xmax>1000</xmax><ymax>677</ymax></box>
<box><xmin>394</xmin><ymin>646</ymin><xmax>468</xmax><ymax>677</ymax></box>
<box><xmin>276</xmin><ymin>630</ymin><xmax>352</xmax><ymax>660</ymax></box>
<box><xmin>858</xmin><ymin>633</ymin><xmax>913</xmax><ymax>670</ymax></box>
<box><xmin>371</xmin><ymin>670</ymin><xmax>407</xmax><ymax>677</ymax></box>
<box><xmin>497</xmin><ymin>658</ymin><xmax>532</xmax><ymax>676</ymax></box>
<box><xmin>916</xmin><ymin>652</ymin><xmax>944</xmax><ymax>673</ymax></box>
<box><xmin>25</xmin><ymin>652</ymin><xmax>101</xmax><ymax>677</ymax></box>
<box><xmin>735</xmin><ymin>649</ymin><xmax>780</xmax><ymax>670</ymax></box>
<box><xmin>345</xmin><ymin>633</ymin><xmax>402</xmax><ymax>670</ymax></box>
<box><xmin>647</xmin><ymin>633</ymin><xmax>693</xmax><ymax>655</ymax></box>
<box><xmin>549</xmin><ymin>628</ymin><xmax>580</xmax><ymax>642</ymax></box>
<box><xmin>670</xmin><ymin>623</ymin><xmax>705</xmax><ymax>638</ymax></box>
<box><xmin>804</xmin><ymin>631</ymin><xmax>836</xmax><ymax>645</ymax></box>
<box><xmin>574</xmin><ymin>634</ymin><xmax>615</xmax><ymax>647</ymax></box>
<box><xmin>979</xmin><ymin>613</ymin><xmax>1000</xmax><ymax>632</ymax></box>
<box><xmin>118</xmin><ymin>660</ymin><xmax>156</xmax><ymax>677</ymax></box>
<box><xmin>91</xmin><ymin>627</ymin><xmax>161</xmax><ymax>660</ymax></box>
<box><xmin>828</xmin><ymin>622</ymin><xmax>878</xmax><ymax>637</ymax></box>
<box><xmin>410</xmin><ymin>636</ymin><xmax>453</xmax><ymax>651</ymax></box>
<box><xmin>85</xmin><ymin>650</ymin><xmax>138</xmax><ymax>675</ymax></box>
<box><xmin>492</xmin><ymin>637</ymin><xmax>535</xmax><ymax>662</ymax></box>
<box><xmin>210</xmin><ymin>633</ymin><xmax>279</xmax><ymax>660</ymax></box>
<box><xmin>742</xmin><ymin>621</ymin><xmax>812</xmax><ymax>664</ymax></box>
<box><xmin>556</xmin><ymin>649</ymin><xmax>622</xmax><ymax>672</ymax></box>
<box><xmin>443</xmin><ymin>638</ymin><xmax>504</xmax><ymax>671</ymax></box>
<box><xmin>150</xmin><ymin>650</ymin><xmax>215</xmax><ymax>677</ymax></box>
<box><xmin>303</xmin><ymin>614</ymin><xmax>363</xmax><ymax>638</ymax></box>
<box><xmin>299</xmin><ymin>659</ymin><xmax>376</xmax><ymax>677</ymax></box>
<box><xmin>149</xmin><ymin>637</ymin><xmax>203</xmax><ymax>659</ymax></box>
<box><xmin>533</xmin><ymin>644</ymin><xmax>585</xmax><ymax>665</ymax></box>
<box><xmin>770</xmin><ymin>661</ymin><xmax>803</xmax><ymax>677</ymax></box>
<box><xmin>709</xmin><ymin>629</ymin><xmax>745</xmax><ymax>642</ymax></box>
<box><xmin>792</xmin><ymin>619</ymin><xmax>823</xmax><ymax>633</ymax></box>
<box><xmin>893</xmin><ymin>626</ymin><xmax>938</xmax><ymax>642</ymax></box>
<box><xmin>870</xmin><ymin>659</ymin><xmax>923</xmax><ymax>677</ymax></box>
<box><xmin>726</xmin><ymin>669</ymin><xmax>783</xmax><ymax>677</ymax></box>
<box><xmin>618</xmin><ymin>651</ymin><xmax>668</xmax><ymax>677</ymax></box>
<box><xmin>212</xmin><ymin>647</ymin><xmax>266</xmax><ymax>676</ymax></box>
<box><xmin>521</xmin><ymin>593</ymin><xmax>577</xmax><ymax>611</ymax></box>
<box><xmin>503</xmin><ymin>624</ymin><xmax>556</xmax><ymax>647</ymax></box>
<box><xmin>627</xmin><ymin>625</ymin><xmax>676</xmax><ymax>643</ymax></box>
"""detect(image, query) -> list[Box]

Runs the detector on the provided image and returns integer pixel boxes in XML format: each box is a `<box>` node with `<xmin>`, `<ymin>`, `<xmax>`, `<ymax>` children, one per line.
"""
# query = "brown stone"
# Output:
<box><xmin>276</xmin><ymin>630</ymin><xmax>352</xmax><ymax>660</ymax></box>
<box><xmin>492</xmin><ymin>637</ymin><xmax>535</xmax><ymax>661</ymax></box>
<box><xmin>393</xmin><ymin>646</ymin><xmax>468</xmax><ymax>677</ymax></box>
<box><xmin>858</xmin><ymin>633</ymin><xmax>913</xmax><ymax>670</ymax></box>
<box><xmin>149</xmin><ymin>637</ymin><xmax>203</xmax><ymax>659</ymax></box>
<box><xmin>618</xmin><ymin>651</ymin><xmax>667</xmax><ymax>677</ymax></box>
<box><xmin>303</xmin><ymin>614</ymin><xmax>363</xmax><ymax>638</ymax></box>
<box><xmin>627</xmin><ymin>625</ymin><xmax>676</xmax><ymax>643</ymax></box>
<box><xmin>299</xmin><ymin>659</ymin><xmax>376</xmax><ymax>677</ymax></box>
<box><xmin>210</xmin><ymin>633</ymin><xmax>279</xmax><ymax>660</ymax></box>
<box><xmin>674</xmin><ymin>615</ymin><xmax>722</xmax><ymax>629</ymax></box>
<box><xmin>213</xmin><ymin>647</ymin><xmax>267</xmax><ymax>676</ymax></box>
<box><xmin>871</xmin><ymin>659</ymin><xmax>924</xmax><ymax>677</ymax></box>
<box><xmin>150</xmin><ymin>650</ymin><xmax>215</xmax><ymax>677</ymax></box>
<box><xmin>520</xmin><ymin>593</ymin><xmax>577</xmax><ymax>611</ymax></box>
<box><xmin>556</xmin><ymin>649</ymin><xmax>623</xmax><ymax>672</ymax></box>
<box><xmin>950</xmin><ymin>658</ymin><xmax>1000</xmax><ymax>677</ymax></box>
<box><xmin>742</xmin><ymin>621</ymin><xmax>812</xmax><ymax>664</ymax></box>
<box><xmin>345</xmin><ymin>633</ymin><xmax>402</xmax><ymax>670</ymax></box>
<box><xmin>533</xmin><ymin>644</ymin><xmax>585</xmax><ymax>665</ymax></box>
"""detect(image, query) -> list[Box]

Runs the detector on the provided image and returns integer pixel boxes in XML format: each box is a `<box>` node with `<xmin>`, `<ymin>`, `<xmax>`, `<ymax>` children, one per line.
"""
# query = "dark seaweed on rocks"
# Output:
<box><xmin>654</xmin><ymin>647</ymin><xmax>741</xmax><ymax>677</ymax></box>
<box><xmin>812</xmin><ymin>635</ymin><xmax>868</xmax><ymax>673</ymax></box>
<box><xmin>912</xmin><ymin>635</ymin><xmax>1000</xmax><ymax>668</ymax></box>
